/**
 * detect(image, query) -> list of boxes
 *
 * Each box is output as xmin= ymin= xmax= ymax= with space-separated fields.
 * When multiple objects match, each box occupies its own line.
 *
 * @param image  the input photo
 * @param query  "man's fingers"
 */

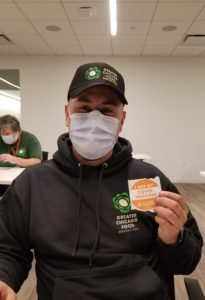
xmin=157 ymin=191 xmax=189 ymax=217
xmin=154 ymin=205 xmax=185 ymax=228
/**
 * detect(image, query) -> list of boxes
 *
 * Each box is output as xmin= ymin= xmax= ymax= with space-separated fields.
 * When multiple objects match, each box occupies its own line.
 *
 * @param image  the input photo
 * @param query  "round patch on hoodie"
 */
xmin=113 ymin=192 xmax=131 ymax=214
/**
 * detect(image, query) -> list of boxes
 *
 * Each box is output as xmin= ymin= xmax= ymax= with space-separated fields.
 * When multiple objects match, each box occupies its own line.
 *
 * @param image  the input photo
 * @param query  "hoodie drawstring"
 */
xmin=72 ymin=163 xmax=83 ymax=257
xmin=71 ymin=162 xmax=108 ymax=268
xmin=89 ymin=163 xmax=107 ymax=267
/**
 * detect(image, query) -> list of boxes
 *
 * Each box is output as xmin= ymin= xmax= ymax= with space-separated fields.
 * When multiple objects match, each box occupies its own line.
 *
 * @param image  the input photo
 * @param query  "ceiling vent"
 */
xmin=79 ymin=6 xmax=94 ymax=17
xmin=183 ymin=34 xmax=205 ymax=46
xmin=0 ymin=34 xmax=12 ymax=45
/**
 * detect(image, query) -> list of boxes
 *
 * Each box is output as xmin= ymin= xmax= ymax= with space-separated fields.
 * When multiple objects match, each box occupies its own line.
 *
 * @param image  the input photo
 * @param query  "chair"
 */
xmin=42 ymin=151 xmax=49 ymax=161
xmin=184 ymin=277 xmax=205 ymax=300
xmin=168 ymin=275 xmax=204 ymax=300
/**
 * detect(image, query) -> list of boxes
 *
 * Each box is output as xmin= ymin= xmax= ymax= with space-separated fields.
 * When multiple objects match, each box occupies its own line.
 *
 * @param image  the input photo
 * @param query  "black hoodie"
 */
xmin=0 ymin=134 xmax=203 ymax=300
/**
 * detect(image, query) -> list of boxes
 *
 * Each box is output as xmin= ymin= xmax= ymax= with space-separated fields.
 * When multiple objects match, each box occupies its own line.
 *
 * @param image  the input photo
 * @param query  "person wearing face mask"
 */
xmin=0 ymin=115 xmax=43 ymax=196
xmin=0 ymin=114 xmax=42 ymax=168
xmin=0 ymin=62 xmax=203 ymax=300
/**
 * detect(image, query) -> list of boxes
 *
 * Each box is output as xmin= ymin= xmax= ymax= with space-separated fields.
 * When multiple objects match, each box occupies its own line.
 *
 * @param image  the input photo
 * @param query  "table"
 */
xmin=132 ymin=153 xmax=152 ymax=160
xmin=199 ymin=171 xmax=205 ymax=178
xmin=0 ymin=167 xmax=25 ymax=185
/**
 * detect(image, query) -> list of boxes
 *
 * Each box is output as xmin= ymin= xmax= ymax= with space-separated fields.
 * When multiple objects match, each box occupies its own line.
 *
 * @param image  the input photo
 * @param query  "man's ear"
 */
xmin=65 ymin=104 xmax=70 ymax=128
xmin=119 ymin=111 xmax=126 ymax=133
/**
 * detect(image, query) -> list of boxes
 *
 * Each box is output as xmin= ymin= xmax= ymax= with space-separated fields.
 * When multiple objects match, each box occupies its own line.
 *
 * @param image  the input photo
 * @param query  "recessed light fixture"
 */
xmin=46 ymin=25 xmax=61 ymax=32
xmin=162 ymin=25 xmax=177 ymax=32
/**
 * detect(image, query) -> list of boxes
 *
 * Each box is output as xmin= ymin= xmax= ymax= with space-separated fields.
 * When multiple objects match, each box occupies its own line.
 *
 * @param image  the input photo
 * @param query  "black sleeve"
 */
xmin=156 ymin=179 xmax=203 ymax=275
xmin=0 ymin=182 xmax=33 ymax=292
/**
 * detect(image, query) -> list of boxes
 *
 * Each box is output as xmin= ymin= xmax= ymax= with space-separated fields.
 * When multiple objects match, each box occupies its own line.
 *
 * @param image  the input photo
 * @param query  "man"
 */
xmin=0 ymin=62 xmax=203 ymax=300
xmin=0 ymin=115 xmax=43 ymax=196
xmin=0 ymin=114 xmax=42 ymax=168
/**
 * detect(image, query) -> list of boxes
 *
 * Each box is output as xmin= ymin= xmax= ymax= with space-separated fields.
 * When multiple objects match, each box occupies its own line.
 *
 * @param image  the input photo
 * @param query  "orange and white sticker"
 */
xmin=128 ymin=177 xmax=161 ymax=212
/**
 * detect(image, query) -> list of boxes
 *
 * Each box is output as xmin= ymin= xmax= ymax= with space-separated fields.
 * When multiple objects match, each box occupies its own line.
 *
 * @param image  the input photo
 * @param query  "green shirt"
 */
xmin=0 ymin=130 xmax=43 ymax=167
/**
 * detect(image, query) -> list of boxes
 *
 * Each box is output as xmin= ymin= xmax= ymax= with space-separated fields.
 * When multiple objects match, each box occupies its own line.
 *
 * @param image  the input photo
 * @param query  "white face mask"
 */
xmin=2 ymin=134 xmax=18 ymax=145
xmin=69 ymin=110 xmax=119 ymax=160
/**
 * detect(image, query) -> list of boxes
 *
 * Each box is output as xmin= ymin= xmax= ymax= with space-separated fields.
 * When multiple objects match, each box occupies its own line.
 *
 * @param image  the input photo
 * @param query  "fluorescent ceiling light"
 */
xmin=0 ymin=91 xmax=20 ymax=101
xmin=109 ymin=0 xmax=117 ymax=36
xmin=0 ymin=77 xmax=20 ymax=89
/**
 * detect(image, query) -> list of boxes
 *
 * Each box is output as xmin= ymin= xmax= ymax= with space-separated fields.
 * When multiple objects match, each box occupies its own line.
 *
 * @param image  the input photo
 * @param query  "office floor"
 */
xmin=17 ymin=183 xmax=205 ymax=300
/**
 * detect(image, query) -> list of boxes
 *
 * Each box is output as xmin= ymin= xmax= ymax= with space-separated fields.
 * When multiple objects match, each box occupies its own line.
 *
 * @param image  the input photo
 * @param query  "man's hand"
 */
xmin=0 ymin=281 xmax=16 ymax=300
xmin=154 ymin=191 xmax=189 ymax=245
xmin=0 ymin=154 xmax=18 ymax=165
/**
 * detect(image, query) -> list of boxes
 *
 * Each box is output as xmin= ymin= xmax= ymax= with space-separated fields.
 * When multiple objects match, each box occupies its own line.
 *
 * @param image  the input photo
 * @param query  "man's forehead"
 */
xmin=1 ymin=126 xmax=13 ymax=133
xmin=76 ymin=86 xmax=122 ymax=104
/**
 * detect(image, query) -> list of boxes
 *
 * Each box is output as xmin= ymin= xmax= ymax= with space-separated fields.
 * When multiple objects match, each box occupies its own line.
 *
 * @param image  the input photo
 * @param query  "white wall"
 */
xmin=0 ymin=56 xmax=205 ymax=183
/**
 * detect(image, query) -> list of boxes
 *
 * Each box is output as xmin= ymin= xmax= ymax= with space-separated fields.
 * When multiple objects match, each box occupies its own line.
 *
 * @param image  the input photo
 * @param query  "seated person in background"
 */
xmin=0 ymin=114 xmax=42 ymax=168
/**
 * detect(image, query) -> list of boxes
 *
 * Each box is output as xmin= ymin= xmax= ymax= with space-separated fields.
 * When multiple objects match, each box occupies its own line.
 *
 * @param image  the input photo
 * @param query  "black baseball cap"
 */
xmin=67 ymin=62 xmax=128 ymax=105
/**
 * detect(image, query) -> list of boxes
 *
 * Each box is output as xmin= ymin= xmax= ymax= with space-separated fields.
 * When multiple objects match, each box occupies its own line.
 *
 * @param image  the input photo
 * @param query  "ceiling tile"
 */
xmin=15 ymin=0 xmax=59 ymax=2
xmin=82 ymin=46 xmax=112 ymax=56
xmin=62 ymin=0 xmax=106 ymax=2
xmin=1 ymin=1 xmax=205 ymax=57
xmin=17 ymin=3 xmax=67 ymax=21
xmin=41 ymin=34 xmax=79 ymax=45
xmin=0 ymin=44 xmax=25 ymax=54
xmin=77 ymin=34 xmax=111 ymax=46
xmin=71 ymin=21 xmax=109 ymax=34
xmin=142 ymin=46 xmax=174 ymax=56
xmin=146 ymin=33 xmax=183 ymax=46
xmin=0 ymin=3 xmax=26 ymax=20
xmin=112 ymin=34 xmax=146 ymax=46
xmin=19 ymin=44 xmax=54 ymax=55
xmin=154 ymin=2 xmax=204 ymax=21
xmin=196 ymin=7 xmax=205 ymax=20
xmin=118 ymin=0 xmax=157 ymax=2
xmin=31 ymin=21 xmax=74 ymax=35
xmin=188 ymin=21 xmax=205 ymax=34
xmin=160 ymin=0 xmax=205 ymax=1
xmin=149 ymin=21 xmax=191 ymax=34
xmin=118 ymin=21 xmax=150 ymax=34
xmin=50 ymin=45 xmax=83 ymax=55
xmin=113 ymin=45 xmax=142 ymax=56
xmin=0 ymin=21 xmax=36 ymax=34
xmin=63 ymin=3 xmax=108 ymax=21
xmin=118 ymin=3 xmax=156 ymax=21
xmin=7 ymin=33 xmax=47 ymax=45
xmin=172 ymin=45 xmax=205 ymax=56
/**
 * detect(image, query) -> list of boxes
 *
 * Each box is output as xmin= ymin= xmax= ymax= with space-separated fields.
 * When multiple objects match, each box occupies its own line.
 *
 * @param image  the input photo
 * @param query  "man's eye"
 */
xmin=78 ymin=106 xmax=92 ymax=113
xmin=100 ymin=108 xmax=114 ymax=115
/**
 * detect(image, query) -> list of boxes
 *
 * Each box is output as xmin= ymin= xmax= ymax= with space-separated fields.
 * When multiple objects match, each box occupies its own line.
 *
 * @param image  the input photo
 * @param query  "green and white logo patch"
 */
xmin=85 ymin=67 xmax=101 ymax=80
xmin=113 ymin=192 xmax=139 ymax=234
xmin=113 ymin=192 xmax=131 ymax=214
xmin=17 ymin=148 xmax=26 ymax=157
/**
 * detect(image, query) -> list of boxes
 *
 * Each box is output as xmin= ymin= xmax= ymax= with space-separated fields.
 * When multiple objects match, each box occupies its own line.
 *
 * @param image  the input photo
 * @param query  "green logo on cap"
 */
xmin=85 ymin=67 xmax=101 ymax=80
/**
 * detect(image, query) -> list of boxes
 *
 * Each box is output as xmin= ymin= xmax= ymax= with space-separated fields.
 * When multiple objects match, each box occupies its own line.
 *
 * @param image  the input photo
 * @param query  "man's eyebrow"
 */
xmin=75 ymin=96 xmax=91 ymax=103
xmin=76 ymin=95 xmax=121 ymax=106
xmin=102 ymin=99 xmax=122 ymax=106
